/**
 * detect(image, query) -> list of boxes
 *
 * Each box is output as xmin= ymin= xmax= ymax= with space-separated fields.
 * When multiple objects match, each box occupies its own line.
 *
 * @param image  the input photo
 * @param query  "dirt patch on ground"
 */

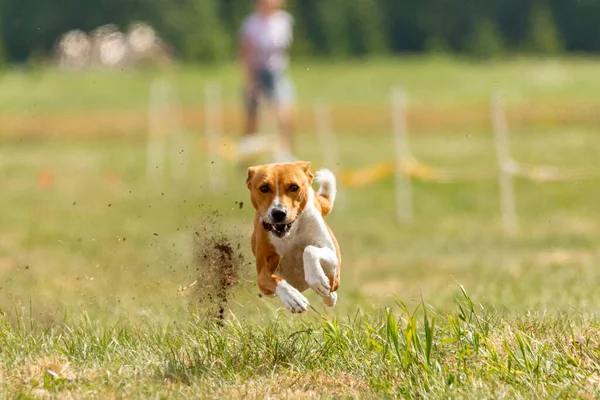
xmin=190 ymin=212 xmax=245 ymax=324
xmin=212 ymin=371 xmax=370 ymax=399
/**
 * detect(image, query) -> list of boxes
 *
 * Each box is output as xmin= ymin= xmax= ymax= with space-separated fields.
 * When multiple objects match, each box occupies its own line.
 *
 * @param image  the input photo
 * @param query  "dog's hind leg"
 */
xmin=323 ymin=291 xmax=337 ymax=307
xmin=303 ymin=245 xmax=338 ymax=307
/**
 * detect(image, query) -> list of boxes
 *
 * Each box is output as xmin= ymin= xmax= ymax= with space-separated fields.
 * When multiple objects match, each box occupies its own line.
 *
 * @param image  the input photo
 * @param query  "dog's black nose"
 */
xmin=271 ymin=208 xmax=287 ymax=223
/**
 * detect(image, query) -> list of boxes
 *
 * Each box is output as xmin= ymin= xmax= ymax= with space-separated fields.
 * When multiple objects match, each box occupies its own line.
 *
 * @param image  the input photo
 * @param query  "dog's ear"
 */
xmin=295 ymin=161 xmax=314 ymax=182
xmin=246 ymin=166 xmax=257 ymax=189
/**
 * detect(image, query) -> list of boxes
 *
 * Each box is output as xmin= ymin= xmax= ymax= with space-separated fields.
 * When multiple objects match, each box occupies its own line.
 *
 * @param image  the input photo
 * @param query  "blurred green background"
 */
xmin=1 ymin=0 xmax=598 ymax=65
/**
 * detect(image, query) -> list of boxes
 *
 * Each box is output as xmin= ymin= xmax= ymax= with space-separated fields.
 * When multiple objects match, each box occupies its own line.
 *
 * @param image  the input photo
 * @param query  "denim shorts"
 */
xmin=244 ymin=68 xmax=295 ymax=118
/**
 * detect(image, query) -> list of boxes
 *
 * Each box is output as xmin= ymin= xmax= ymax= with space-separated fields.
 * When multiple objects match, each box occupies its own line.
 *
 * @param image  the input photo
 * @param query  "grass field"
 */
xmin=1 ymin=56 xmax=600 ymax=398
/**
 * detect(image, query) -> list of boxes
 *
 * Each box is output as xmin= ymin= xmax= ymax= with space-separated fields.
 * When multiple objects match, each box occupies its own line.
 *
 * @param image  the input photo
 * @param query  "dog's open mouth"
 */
xmin=262 ymin=221 xmax=294 ymax=238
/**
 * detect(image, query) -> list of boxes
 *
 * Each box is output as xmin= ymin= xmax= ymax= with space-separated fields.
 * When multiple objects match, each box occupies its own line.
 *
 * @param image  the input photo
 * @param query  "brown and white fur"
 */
xmin=246 ymin=161 xmax=341 ymax=313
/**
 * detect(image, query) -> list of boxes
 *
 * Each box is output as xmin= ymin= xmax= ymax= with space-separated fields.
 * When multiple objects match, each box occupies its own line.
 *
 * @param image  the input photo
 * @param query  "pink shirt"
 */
xmin=239 ymin=11 xmax=294 ymax=72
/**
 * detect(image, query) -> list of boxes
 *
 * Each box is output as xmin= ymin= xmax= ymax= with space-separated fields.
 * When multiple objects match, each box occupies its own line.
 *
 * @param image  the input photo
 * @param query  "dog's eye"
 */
xmin=259 ymin=185 xmax=270 ymax=193
xmin=289 ymin=184 xmax=299 ymax=192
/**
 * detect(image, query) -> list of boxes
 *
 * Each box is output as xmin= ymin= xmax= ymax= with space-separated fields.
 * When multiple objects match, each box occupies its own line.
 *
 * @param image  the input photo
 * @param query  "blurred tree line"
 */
xmin=1 ymin=0 xmax=599 ymax=64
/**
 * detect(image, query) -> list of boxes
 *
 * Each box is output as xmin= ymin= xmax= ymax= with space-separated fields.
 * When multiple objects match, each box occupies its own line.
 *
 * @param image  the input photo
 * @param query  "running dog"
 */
xmin=246 ymin=161 xmax=340 ymax=313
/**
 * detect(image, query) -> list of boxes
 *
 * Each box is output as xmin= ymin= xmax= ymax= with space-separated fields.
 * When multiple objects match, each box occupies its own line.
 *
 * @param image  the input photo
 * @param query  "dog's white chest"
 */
xmin=269 ymin=200 xmax=335 ymax=292
xmin=274 ymin=237 xmax=310 ymax=291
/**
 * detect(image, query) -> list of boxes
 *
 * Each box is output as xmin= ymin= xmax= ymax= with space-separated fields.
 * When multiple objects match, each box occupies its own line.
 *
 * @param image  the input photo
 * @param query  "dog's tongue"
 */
xmin=262 ymin=220 xmax=292 ymax=236
xmin=275 ymin=224 xmax=286 ymax=232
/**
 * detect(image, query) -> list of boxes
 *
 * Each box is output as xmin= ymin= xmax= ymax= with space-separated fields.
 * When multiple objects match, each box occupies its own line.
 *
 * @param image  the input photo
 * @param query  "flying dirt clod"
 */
xmin=190 ymin=213 xmax=245 ymax=323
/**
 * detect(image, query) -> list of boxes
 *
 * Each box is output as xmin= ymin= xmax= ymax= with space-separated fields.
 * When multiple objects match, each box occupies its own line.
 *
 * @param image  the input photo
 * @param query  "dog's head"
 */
xmin=246 ymin=161 xmax=314 ymax=238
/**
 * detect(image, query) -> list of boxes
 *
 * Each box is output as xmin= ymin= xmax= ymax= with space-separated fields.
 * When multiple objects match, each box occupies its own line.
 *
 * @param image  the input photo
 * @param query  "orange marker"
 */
xmin=38 ymin=170 xmax=55 ymax=189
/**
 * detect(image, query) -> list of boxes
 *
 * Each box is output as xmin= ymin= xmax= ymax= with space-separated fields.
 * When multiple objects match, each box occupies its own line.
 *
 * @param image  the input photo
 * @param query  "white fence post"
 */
xmin=491 ymin=91 xmax=518 ymax=234
xmin=391 ymin=87 xmax=413 ymax=223
xmin=314 ymin=99 xmax=344 ymax=210
xmin=147 ymin=77 xmax=188 ymax=183
xmin=165 ymin=82 xmax=187 ymax=181
xmin=314 ymin=100 xmax=337 ymax=169
xmin=204 ymin=82 xmax=224 ymax=192
xmin=147 ymin=78 xmax=168 ymax=182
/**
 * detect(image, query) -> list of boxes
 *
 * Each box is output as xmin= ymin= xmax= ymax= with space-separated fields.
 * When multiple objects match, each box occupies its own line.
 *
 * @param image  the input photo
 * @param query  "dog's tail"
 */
xmin=315 ymin=169 xmax=337 ymax=216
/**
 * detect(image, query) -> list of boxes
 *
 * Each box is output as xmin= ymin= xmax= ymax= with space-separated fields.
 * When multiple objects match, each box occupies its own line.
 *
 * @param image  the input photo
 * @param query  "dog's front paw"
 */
xmin=305 ymin=265 xmax=331 ymax=297
xmin=275 ymin=281 xmax=309 ymax=313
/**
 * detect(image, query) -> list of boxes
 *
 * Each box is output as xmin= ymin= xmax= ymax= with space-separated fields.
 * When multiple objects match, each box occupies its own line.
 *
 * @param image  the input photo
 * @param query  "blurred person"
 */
xmin=238 ymin=0 xmax=297 ymax=162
